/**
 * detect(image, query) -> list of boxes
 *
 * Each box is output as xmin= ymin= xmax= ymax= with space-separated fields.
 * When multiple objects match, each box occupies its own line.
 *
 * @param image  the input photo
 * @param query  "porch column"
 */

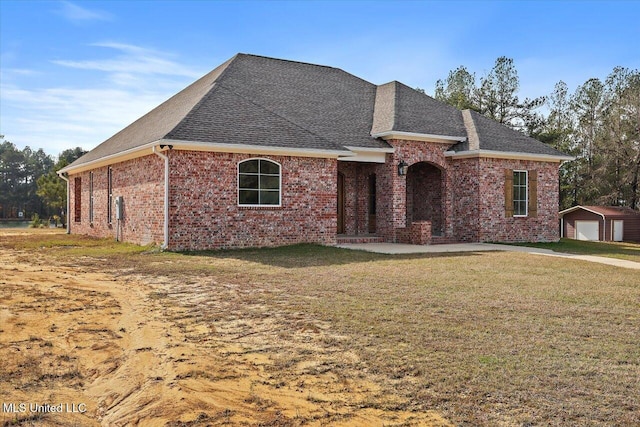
xmin=376 ymin=151 xmax=407 ymax=242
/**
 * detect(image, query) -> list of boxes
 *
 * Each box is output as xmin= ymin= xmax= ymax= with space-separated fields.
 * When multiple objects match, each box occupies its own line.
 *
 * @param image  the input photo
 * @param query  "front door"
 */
xmin=337 ymin=173 xmax=345 ymax=234
xmin=613 ymin=220 xmax=624 ymax=242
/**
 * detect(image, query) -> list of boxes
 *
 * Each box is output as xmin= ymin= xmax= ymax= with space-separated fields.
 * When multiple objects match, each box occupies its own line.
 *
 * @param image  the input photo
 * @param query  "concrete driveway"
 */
xmin=336 ymin=242 xmax=640 ymax=270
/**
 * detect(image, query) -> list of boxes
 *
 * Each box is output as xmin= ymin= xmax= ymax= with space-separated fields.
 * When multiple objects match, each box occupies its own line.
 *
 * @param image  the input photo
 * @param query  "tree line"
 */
xmin=0 ymin=136 xmax=85 ymax=223
xmin=432 ymin=57 xmax=640 ymax=210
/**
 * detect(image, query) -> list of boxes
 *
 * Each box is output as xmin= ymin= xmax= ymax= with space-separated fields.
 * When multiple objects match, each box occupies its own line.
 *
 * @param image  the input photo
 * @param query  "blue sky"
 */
xmin=1 ymin=0 xmax=639 ymax=157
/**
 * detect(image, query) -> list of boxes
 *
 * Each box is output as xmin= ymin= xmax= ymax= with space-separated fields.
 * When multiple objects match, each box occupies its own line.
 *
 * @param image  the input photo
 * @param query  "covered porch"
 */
xmin=336 ymin=158 xmax=451 ymax=245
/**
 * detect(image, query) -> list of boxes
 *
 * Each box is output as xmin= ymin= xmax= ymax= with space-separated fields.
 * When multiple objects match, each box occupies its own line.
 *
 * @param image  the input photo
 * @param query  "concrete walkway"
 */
xmin=336 ymin=242 xmax=640 ymax=270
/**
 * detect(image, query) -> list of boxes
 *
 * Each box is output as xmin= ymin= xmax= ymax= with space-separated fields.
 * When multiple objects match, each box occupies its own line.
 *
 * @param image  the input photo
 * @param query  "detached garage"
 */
xmin=560 ymin=206 xmax=640 ymax=242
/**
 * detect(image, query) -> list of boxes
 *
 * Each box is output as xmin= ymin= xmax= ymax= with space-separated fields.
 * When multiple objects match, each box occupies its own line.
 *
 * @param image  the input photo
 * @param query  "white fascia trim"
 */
xmin=58 ymin=141 xmax=161 ymax=175
xmin=340 ymin=146 xmax=394 ymax=163
xmin=558 ymin=205 xmax=606 ymax=220
xmin=372 ymin=130 xmax=466 ymax=143
xmin=59 ymin=140 xmax=352 ymax=175
xmin=162 ymin=139 xmax=351 ymax=158
xmin=445 ymin=149 xmax=574 ymax=163
xmin=343 ymin=145 xmax=395 ymax=153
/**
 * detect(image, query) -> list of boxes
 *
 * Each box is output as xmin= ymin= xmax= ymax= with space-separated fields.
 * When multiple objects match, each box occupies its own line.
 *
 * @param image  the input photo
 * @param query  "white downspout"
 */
xmin=153 ymin=146 xmax=170 ymax=250
xmin=57 ymin=172 xmax=70 ymax=234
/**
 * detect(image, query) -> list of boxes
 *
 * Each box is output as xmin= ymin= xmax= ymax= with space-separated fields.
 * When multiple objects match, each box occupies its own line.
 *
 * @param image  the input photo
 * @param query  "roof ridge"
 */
xmin=392 ymin=81 xmax=399 ymax=131
xmin=236 ymin=52 xmax=343 ymax=71
xmin=162 ymin=55 xmax=240 ymax=137
xmin=235 ymin=53 xmax=377 ymax=88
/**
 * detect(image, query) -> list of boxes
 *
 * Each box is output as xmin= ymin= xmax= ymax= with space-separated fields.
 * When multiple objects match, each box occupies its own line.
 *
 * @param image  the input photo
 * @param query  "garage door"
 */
xmin=575 ymin=221 xmax=599 ymax=241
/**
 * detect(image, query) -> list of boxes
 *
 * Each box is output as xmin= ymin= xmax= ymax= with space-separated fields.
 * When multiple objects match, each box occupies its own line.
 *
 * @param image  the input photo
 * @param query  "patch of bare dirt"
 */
xmin=0 ymin=246 xmax=451 ymax=426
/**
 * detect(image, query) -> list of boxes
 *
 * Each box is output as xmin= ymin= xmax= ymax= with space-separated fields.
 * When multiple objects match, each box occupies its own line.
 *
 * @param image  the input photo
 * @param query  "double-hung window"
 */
xmin=238 ymin=159 xmax=281 ymax=206
xmin=505 ymin=169 xmax=537 ymax=218
xmin=513 ymin=170 xmax=528 ymax=217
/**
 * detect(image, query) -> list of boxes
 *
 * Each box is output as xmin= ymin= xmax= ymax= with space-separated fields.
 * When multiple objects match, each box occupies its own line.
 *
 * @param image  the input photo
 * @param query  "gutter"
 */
xmin=446 ymin=149 xmax=575 ymax=163
xmin=152 ymin=145 xmax=171 ymax=250
xmin=56 ymin=171 xmax=70 ymax=234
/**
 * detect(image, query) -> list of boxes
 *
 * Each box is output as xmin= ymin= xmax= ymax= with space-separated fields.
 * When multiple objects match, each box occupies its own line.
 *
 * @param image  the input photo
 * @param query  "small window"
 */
xmin=513 ymin=170 xmax=528 ymax=217
xmin=74 ymin=177 xmax=82 ymax=223
xmin=89 ymin=172 xmax=94 ymax=223
xmin=107 ymin=167 xmax=113 ymax=223
xmin=238 ymin=159 xmax=281 ymax=206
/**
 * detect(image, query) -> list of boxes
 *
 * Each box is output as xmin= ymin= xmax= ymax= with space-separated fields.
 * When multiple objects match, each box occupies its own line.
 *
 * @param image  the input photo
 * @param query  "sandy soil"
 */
xmin=0 ymin=240 xmax=452 ymax=426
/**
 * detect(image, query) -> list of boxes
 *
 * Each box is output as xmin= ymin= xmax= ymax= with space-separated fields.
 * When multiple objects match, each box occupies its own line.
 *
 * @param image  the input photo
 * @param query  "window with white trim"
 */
xmin=238 ymin=159 xmax=281 ymax=206
xmin=513 ymin=170 xmax=528 ymax=216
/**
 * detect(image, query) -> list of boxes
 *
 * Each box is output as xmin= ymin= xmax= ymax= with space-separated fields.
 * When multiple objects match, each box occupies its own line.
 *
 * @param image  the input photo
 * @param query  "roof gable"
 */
xmin=371 ymin=81 xmax=466 ymax=139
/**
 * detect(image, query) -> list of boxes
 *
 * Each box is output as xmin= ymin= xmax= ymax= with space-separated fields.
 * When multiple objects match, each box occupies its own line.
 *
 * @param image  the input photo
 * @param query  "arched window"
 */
xmin=238 ymin=158 xmax=281 ymax=206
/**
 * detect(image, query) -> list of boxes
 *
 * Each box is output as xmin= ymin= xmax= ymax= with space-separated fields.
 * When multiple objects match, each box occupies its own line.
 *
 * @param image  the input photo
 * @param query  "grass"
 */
xmin=2 ymin=229 xmax=640 ymax=426
xmin=511 ymin=238 xmax=640 ymax=263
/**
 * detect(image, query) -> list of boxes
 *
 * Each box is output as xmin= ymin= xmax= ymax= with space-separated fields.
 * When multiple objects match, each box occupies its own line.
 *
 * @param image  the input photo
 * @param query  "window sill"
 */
xmin=238 ymin=205 xmax=282 ymax=210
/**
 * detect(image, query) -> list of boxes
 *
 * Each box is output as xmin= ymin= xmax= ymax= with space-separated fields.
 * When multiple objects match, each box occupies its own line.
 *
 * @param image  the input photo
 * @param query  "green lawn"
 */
xmin=512 ymin=238 xmax=640 ymax=263
xmin=3 ymin=230 xmax=639 ymax=426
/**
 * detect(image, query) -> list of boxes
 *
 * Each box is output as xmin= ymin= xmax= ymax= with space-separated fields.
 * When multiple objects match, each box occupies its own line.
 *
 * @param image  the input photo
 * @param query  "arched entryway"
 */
xmin=406 ymin=162 xmax=444 ymax=235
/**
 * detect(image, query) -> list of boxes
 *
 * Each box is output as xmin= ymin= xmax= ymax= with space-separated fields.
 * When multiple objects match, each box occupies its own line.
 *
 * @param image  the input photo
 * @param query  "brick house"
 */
xmin=58 ymin=54 xmax=572 ymax=250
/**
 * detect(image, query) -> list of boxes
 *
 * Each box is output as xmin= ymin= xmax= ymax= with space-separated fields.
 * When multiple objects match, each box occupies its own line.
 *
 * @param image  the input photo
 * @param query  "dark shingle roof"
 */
xmin=214 ymin=54 xmax=384 ymax=149
xmin=69 ymin=53 xmax=387 ymax=168
xmin=457 ymin=109 xmax=571 ymax=157
xmin=67 ymin=53 xmax=570 ymax=170
xmin=371 ymin=81 xmax=466 ymax=138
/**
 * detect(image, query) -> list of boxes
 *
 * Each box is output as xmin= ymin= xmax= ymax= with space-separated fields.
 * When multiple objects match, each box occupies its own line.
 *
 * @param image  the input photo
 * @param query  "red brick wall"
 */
xmin=380 ymin=141 xmax=561 ymax=244
xmin=68 ymin=155 xmax=165 ymax=245
xmin=473 ymin=158 xmax=560 ymax=242
xmin=168 ymin=151 xmax=337 ymax=250
xmin=449 ymin=158 xmax=481 ymax=242
xmin=68 ymin=145 xmax=563 ymax=248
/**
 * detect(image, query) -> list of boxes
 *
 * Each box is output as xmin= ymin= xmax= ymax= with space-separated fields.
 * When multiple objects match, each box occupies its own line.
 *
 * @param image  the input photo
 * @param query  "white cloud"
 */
xmin=53 ymin=42 xmax=203 ymax=79
xmin=0 ymin=43 xmax=205 ymax=156
xmin=56 ymin=1 xmax=113 ymax=23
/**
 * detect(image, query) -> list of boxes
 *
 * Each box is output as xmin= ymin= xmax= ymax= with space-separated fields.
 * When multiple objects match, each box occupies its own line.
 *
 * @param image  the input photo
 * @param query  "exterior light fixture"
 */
xmin=398 ymin=160 xmax=409 ymax=176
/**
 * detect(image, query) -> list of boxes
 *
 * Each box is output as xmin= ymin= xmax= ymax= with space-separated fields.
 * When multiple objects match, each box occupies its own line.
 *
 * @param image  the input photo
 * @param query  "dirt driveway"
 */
xmin=0 ymin=233 xmax=451 ymax=426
